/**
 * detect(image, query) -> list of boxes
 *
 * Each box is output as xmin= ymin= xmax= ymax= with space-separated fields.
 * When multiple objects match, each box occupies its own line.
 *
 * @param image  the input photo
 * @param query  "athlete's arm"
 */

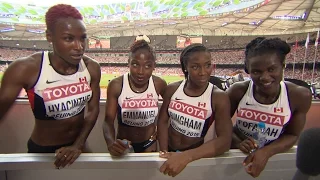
xmin=159 ymin=88 xmax=233 ymax=177
xmin=185 ymin=88 xmax=232 ymax=160
xmin=102 ymin=77 xmax=128 ymax=156
xmin=243 ymin=84 xmax=312 ymax=178
xmin=72 ymin=59 xmax=101 ymax=149
xmin=153 ymin=76 xmax=167 ymax=97
xmin=157 ymin=82 xmax=179 ymax=151
xmin=0 ymin=57 xmax=38 ymax=122
xmin=153 ymin=76 xmax=167 ymax=140
xmin=103 ymin=78 xmax=119 ymax=147
xmin=226 ymin=81 xmax=249 ymax=148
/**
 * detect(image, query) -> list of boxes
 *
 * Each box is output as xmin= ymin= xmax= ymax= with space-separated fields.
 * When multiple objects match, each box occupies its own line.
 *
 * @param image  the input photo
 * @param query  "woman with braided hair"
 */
xmin=0 ymin=4 xmax=101 ymax=168
xmin=157 ymin=43 xmax=232 ymax=177
xmin=103 ymin=36 xmax=167 ymax=156
xmin=227 ymin=37 xmax=312 ymax=177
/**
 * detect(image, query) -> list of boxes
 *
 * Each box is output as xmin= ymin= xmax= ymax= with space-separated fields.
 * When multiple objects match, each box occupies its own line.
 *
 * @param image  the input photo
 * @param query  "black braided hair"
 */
xmin=129 ymin=39 xmax=155 ymax=62
xmin=244 ymin=37 xmax=291 ymax=73
xmin=180 ymin=43 xmax=209 ymax=78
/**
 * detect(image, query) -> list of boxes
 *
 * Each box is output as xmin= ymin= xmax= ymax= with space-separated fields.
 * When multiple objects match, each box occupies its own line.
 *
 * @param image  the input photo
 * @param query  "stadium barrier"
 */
xmin=0 ymin=100 xmax=319 ymax=180
xmin=0 ymin=148 xmax=301 ymax=180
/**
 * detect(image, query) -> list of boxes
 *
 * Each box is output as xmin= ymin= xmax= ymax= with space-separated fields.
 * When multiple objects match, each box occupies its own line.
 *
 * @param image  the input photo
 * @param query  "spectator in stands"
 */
xmin=0 ymin=4 xmax=101 ymax=169
xmin=103 ymin=37 xmax=167 ymax=155
xmin=184 ymin=37 xmax=192 ymax=47
xmin=227 ymin=37 xmax=312 ymax=177
xmin=157 ymin=43 xmax=232 ymax=177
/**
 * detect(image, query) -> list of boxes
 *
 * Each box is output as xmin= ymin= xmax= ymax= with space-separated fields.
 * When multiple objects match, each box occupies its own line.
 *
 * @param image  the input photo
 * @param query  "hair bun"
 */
xmin=135 ymin=35 xmax=151 ymax=43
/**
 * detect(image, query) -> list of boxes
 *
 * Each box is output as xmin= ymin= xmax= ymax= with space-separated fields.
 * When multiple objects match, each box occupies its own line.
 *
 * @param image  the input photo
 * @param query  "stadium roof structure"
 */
xmin=0 ymin=0 xmax=319 ymax=40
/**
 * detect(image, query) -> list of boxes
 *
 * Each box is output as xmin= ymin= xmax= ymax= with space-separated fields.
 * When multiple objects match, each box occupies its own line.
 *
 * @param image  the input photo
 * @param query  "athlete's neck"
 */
xmin=185 ymin=79 xmax=209 ymax=96
xmin=254 ymin=84 xmax=281 ymax=104
xmin=128 ymin=75 xmax=148 ymax=92
xmin=49 ymin=52 xmax=79 ymax=75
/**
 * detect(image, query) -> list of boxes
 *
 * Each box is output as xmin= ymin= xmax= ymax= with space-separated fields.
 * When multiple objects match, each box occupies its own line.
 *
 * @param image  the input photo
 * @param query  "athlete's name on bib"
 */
xmin=237 ymin=108 xmax=284 ymax=126
xmin=237 ymin=120 xmax=281 ymax=138
xmin=122 ymin=99 xmax=157 ymax=108
xmin=43 ymin=82 xmax=91 ymax=101
xmin=47 ymin=94 xmax=91 ymax=113
xmin=169 ymin=111 xmax=203 ymax=131
xmin=169 ymin=101 xmax=207 ymax=119
xmin=170 ymin=115 xmax=202 ymax=138
xmin=123 ymin=110 xmax=156 ymax=120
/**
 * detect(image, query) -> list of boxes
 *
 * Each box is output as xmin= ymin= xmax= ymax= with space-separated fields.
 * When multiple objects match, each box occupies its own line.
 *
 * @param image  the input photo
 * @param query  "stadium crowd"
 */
xmin=0 ymin=47 xmax=319 ymax=86
xmin=1 ymin=46 xmax=319 ymax=65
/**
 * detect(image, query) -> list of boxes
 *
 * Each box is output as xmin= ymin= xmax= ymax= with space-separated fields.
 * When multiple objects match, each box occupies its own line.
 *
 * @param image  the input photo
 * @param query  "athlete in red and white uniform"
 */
xmin=227 ymin=37 xmax=311 ymax=178
xmin=234 ymin=80 xmax=291 ymax=145
xmin=158 ymin=43 xmax=232 ymax=177
xmin=0 ymin=4 xmax=101 ymax=169
xmin=103 ymin=38 xmax=167 ymax=155
xmin=27 ymin=51 xmax=92 ymax=120
xmin=168 ymin=80 xmax=214 ymax=142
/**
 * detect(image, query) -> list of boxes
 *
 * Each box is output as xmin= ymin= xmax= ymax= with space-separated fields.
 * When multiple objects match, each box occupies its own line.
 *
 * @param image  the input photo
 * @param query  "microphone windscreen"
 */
xmin=296 ymin=128 xmax=320 ymax=176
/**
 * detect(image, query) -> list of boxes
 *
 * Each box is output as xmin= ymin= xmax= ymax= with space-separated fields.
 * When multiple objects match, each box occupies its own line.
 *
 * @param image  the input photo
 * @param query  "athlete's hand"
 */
xmin=54 ymin=145 xmax=82 ymax=169
xmin=239 ymin=137 xmax=257 ymax=153
xmin=243 ymin=148 xmax=270 ymax=178
xmin=107 ymin=139 xmax=130 ymax=157
xmin=159 ymin=151 xmax=192 ymax=177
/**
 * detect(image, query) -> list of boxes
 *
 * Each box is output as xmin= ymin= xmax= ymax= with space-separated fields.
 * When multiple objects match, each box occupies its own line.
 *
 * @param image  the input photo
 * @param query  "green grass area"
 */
xmin=0 ymin=72 xmax=184 ymax=87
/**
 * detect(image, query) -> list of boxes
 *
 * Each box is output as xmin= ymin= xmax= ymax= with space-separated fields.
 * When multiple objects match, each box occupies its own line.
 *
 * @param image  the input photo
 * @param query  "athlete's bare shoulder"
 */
xmin=226 ymin=80 xmax=250 ymax=101
xmin=83 ymin=55 xmax=100 ymax=66
xmin=14 ymin=52 xmax=43 ymax=67
xmin=82 ymin=55 xmax=101 ymax=75
xmin=167 ymin=80 xmax=183 ymax=90
xmin=163 ymin=80 xmax=183 ymax=97
xmin=107 ymin=75 xmax=124 ymax=96
xmin=152 ymin=75 xmax=167 ymax=96
xmin=110 ymin=75 xmax=123 ymax=86
xmin=152 ymin=75 xmax=167 ymax=86
xmin=6 ymin=52 xmax=43 ymax=89
xmin=228 ymin=80 xmax=250 ymax=93
xmin=284 ymin=81 xmax=312 ymax=111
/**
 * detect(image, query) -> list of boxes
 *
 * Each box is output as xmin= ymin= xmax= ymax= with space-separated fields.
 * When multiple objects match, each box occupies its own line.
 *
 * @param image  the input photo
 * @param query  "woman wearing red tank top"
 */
xmin=0 ymin=4 xmax=101 ymax=169
xmin=227 ymin=37 xmax=312 ymax=177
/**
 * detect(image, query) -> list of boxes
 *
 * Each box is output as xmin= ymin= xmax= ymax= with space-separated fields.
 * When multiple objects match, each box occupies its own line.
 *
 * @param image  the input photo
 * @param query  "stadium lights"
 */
xmin=136 ymin=23 xmax=147 ymax=27
xmin=105 ymin=25 xmax=118 ymax=28
xmin=161 ymin=21 xmax=176 ymax=25
xmin=271 ymin=13 xmax=306 ymax=20
xmin=249 ymin=20 xmax=263 ymax=26
xmin=0 ymin=28 xmax=15 ymax=32
xmin=27 ymin=29 xmax=45 ymax=34
xmin=0 ymin=14 xmax=16 ymax=18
